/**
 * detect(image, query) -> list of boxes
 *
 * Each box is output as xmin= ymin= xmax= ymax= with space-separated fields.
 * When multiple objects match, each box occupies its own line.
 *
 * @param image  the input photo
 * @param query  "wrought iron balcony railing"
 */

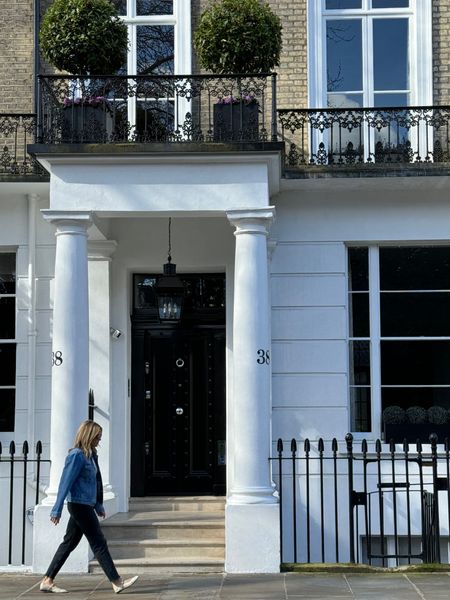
xmin=278 ymin=105 xmax=450 ymax=169
xmin=38 ymin=74 xmax=277 ymax=145
xmin=0 ymin=115 xmax=45 ymax=177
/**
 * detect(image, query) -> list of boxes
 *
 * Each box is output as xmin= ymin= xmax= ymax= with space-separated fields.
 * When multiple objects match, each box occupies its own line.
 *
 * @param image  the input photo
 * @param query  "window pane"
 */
xmin=349 ymin=293 xmax=370 ymax=337
xmin=137 ymin=25 xmax=174 ymax=75
xmin=326 ymin=0 xmax=362 ymax=8
xmin=372 ymin=0 xmax=409 ymax=7
xmin=0 ymin=343 xmax=16 ymax=385
xmin=381 ymin=292 xmax=450 ymax=337
xmin=380 ymin=247 xmax=450 ymax=291
xmin=350 ymin=340 xmax=370 ymax=384
xmin=374 ymin=93 xmax=408 ymax=107
xmin=350 ymin=387 xmax=371 ymax=431
xmin=135 ymin=276 xmax=157 ymax=309
xmin=373 ymin=19 xmax=409 ymax=91
xmin=348 ymin=247 xmax=369 ymax=291
xmin=111 ymin=0 xmax=126 ymax=14
xmin=326 ymin=20 xmax=362 ymax=92
xmin=328 ymin=93 xmax=363 ymax=108
xmin=136 ymin=100 xmax=174 ymax=141
xmin=0 ymin=253 xmax=15 ymax=294
xmin=137 ymin=0 xmax=173 ymax=15
xmin=381 ymin=341 xmax=450 ymax=385
xmin=382 ymin=387 xmax=450 ymax=411
xmin=0 ymin=389 xmax=15 ymax=432
xmin=0 ymin=297 xmax=15 ymax=339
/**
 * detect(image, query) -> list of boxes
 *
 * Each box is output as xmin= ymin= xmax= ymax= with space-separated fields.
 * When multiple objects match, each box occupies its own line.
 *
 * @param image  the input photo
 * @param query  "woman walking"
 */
xmin=40 ymin=420 xmax=138 ymax=594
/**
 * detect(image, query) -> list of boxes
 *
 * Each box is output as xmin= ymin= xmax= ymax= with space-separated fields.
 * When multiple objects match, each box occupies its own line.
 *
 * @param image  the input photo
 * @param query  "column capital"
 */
xmin=88 ymin=240 xmax=118 ymax=261
xmin=41 ymin=210 xmax=93 ymax=230
xmin=226 ymin=207 xmax=275 ymax=236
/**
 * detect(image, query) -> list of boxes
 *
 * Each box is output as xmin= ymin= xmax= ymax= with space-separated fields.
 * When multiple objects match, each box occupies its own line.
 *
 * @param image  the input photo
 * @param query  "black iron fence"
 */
xmin=272 ymin=434 xmax=450 ymax=566
xmin=38 ymin=74 xmax=277 ymax=145
xmin=278 ymin=106 xmax=450 ymax=168
xmin=0 ymin=440 xmax=49 ymax=565
xmin=0 ymin=114 xmax=45 ymax=177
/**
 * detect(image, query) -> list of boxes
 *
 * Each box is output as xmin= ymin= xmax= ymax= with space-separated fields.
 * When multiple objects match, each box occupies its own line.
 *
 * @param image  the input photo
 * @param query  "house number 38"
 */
xmin=256 ymin=349 xmax=270 ymax=365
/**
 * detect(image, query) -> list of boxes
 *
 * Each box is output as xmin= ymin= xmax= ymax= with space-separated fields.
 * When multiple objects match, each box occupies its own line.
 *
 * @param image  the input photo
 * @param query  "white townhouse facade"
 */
xmin=2 ymin=0 xmax=450 ymax=573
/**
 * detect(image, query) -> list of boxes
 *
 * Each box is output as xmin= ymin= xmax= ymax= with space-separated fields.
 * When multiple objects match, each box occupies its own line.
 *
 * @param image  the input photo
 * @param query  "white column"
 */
xmin=33 ymin=211 xmax=92 ymax=574
xmin=225 ymin=207 xmax=280 ymax=573
xmin=88 ymin=240 xmax=117 ymax=507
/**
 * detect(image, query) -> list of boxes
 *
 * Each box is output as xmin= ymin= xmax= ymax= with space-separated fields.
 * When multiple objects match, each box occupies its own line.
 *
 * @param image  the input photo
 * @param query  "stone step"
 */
xmin=107 ymin=539 xmax=225 ymax=560
xmin=89 ymin=557 xmax=224 ymax=575
xmin=129 ymin=496 xmax=226 ymax=513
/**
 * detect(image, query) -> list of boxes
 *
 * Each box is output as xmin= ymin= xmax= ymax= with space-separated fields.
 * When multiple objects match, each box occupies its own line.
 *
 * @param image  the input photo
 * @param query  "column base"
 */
xmin=225 ymin=503 xmax=280 ymax=573
xmin=32 ymin=504 xmax=89 ymax=574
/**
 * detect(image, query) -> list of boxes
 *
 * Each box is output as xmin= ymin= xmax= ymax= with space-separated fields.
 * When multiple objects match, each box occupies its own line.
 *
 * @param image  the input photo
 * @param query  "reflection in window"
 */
xmin=373 ymin=19 xmax=409 ymax=91
xmin=326 ymin=20 xmax=362 ymax=93
xmin=137 ymin=25 xmax=174 ymax=75
xmin=0 ymin=252 xmax=16 ymax=432
xmin=326 ymin=0 xmax=362 ymax=8
xmin=372 ymin=0 xmax=408 ymax=7
xmin=137 ymin=0 xmax=173 ymax=15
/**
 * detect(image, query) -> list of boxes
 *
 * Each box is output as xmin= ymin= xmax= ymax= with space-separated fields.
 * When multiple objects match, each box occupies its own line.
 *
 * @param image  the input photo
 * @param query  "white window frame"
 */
xmin=119 ymin=0 xmax=192 ymax=133
xmin=308 ymin=0 xmax=432 ymax=109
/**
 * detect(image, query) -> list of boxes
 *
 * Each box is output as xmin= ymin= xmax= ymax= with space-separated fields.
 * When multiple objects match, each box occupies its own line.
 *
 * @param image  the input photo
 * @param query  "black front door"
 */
xmin=131 ymin=327 xmax=226 ymax=495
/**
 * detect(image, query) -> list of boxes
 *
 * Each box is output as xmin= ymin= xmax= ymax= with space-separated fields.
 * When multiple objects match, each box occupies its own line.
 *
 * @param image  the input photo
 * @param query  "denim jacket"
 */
xmin=50 ymin=448 xmax=105 ymax=518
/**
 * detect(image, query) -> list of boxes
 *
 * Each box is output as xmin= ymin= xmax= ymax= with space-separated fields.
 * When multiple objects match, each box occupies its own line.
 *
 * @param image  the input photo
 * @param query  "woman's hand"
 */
xmin=50 ymin=516 xmax=60 ymax=525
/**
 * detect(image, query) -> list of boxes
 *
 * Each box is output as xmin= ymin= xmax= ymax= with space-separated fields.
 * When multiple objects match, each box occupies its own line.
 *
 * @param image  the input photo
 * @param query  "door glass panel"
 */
xmin=137 ymin=25 xmax=174 ymax=75
xmin=372 ymin=0 xmax=409 ymax=7
xmin=350 ymin=387 xmax=371 ymax=431
xmin=136 ymin=100 xmax=174 ymax=141
xmin=349 ymin=293 xmax=370 ymax=337
xmin=380 ymin=247 xmax=450 ymax=291
xmin=0 ymin=254 xmax=15 ymax=294
xmin=348 ymin=247 xmax=369 ymax=291
xmin=328 ymin=93 xmax=363 ymax=108
xmin=373 ymin=18 xmax=409 ymax=91
xmin=326 ymin=19 xmax=362 ymax=92
xmin=381 ymin=292 xmax=450 ymax=337
xmin=374 ymin=93 xmax=408 ymax=108
xmin=350 ymin=340 xmax=371 ymax=385
xmin=326 ymin=0 xmax=362 ymax=8
xmin=137 ymin=0 xmax=173 ymax=15
xmin=381 ymin=341 xmax=450 ymax=385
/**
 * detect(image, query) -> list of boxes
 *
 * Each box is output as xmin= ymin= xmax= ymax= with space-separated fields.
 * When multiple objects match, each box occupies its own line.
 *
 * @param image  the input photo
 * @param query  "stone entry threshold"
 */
xmin=90 ymin=497 xmax=225 ymax=574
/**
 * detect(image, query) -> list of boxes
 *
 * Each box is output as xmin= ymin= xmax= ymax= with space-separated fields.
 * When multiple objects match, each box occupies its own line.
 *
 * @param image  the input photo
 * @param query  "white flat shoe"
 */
xmin=40 ymin=583 xmax=68 ymax=593
xmin=112 ymin=575 xmax=139 ymax=594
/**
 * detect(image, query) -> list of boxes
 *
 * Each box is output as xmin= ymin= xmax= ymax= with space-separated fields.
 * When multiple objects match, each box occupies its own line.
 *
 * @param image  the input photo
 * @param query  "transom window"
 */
xmin=0 ymin=253 xmax=16 ymax=432
xmin=348 ymin=246 xmax=450 ymax=435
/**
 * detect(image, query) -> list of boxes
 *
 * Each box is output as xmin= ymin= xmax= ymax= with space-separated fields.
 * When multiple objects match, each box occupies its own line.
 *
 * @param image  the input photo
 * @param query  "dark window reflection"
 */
xmin=136 ymin=100 xmax=174 ymax=141
xmin=0 ymin=253 xmax=15 ymax=294
xmin=381 ymin=292 xmax=450 ymax=337
xmin=111 ymin=0 xmax=126 ymax=14
xmin=350 ymin=340 xmax=370 ymax=385
xmin=137 ymin=0 xmax=173 ymax=15
xmin=0 ymin=298 xmax=15 ymax=339
xmin=381 ymin=340 xmax=450 ymax=386
xmin=372 ymin=0 xmax=409 ymax=7
xmin=327 ymin=19 xmax=362 ymax=92
xmin=137 ymin=25 xmax=174 ymax=75
xmin=348 ymin=247 xmax=368 ymax=291
xmin=0 ymin=389 xmax=15 ymax=432
xmin=380 ymin=247 xmax=450 ymax=291
xmin=349 ymin=293 xmax=370 ymax=337
xmin=382 ymin=387 xmax=450 ymax=412
xmin=373 ymin=19 xmax=408 ymax=91
xmin=350 ymin=387 xmax=371 ymax=431
xmin=0 ymin=344 xmax=16 ymax=386
xmin=326 ymin=0 xmax=362 ymax=8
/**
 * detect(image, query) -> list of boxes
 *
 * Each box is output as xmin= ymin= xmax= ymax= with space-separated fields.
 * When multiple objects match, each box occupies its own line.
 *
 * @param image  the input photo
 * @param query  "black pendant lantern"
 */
xmin=155 ymin=218 xmax=185 ymax=322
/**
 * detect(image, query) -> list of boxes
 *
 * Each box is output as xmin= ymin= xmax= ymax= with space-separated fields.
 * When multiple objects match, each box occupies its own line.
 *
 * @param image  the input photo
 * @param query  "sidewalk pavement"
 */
xmin=2 ymin=572 xmax=450 ymax=600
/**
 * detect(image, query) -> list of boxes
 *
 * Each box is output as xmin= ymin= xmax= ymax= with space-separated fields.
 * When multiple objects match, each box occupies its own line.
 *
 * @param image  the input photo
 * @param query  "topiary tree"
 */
xmin=406 ymin=406 xmax=428 ymax=424
xmin=382 ymin=405 xmax=406 ymax=425
xmin=194 ymin=0 xmax=282 ymax=74
xmin=40 ymin=0 xmax=128 ymax=75
xmin=428 ymin=406 xmax=448 ymax=425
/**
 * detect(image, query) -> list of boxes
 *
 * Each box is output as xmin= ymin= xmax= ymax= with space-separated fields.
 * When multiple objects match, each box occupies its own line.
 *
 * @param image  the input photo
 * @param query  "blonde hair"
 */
xmin=71 ymin=420 xmax=102 ymax=458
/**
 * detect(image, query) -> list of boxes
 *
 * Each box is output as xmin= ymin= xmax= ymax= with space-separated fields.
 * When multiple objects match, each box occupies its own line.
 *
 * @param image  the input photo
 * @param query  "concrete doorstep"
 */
xmin=3 ymin=571 xmax=450 ymax=599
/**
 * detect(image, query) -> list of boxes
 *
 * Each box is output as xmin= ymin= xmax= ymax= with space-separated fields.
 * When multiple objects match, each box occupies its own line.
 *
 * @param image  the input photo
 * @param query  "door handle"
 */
xmin=176 ymin=407 xmax=184 ymax=415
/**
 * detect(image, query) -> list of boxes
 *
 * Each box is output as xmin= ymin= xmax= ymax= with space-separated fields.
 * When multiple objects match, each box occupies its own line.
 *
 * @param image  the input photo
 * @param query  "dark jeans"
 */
xmin=45 ymin=502 xmax=119 ymax=582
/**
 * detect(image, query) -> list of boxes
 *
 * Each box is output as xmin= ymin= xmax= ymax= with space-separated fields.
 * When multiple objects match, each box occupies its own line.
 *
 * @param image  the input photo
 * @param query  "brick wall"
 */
xmin=433 ymin=0 xmax=450 ymax=105
xmin=0 ymin=0 xmax=34 ymax=113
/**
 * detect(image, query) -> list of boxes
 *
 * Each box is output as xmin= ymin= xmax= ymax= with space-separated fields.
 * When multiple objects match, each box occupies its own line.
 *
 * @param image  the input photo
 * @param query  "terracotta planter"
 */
xmin=384 ymin=423 xmax=450 ymax=444
xmin=61 ymin=104 xmax=113 ymax=143
xmin=213 ymin=102 xmax=259 ymax=142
